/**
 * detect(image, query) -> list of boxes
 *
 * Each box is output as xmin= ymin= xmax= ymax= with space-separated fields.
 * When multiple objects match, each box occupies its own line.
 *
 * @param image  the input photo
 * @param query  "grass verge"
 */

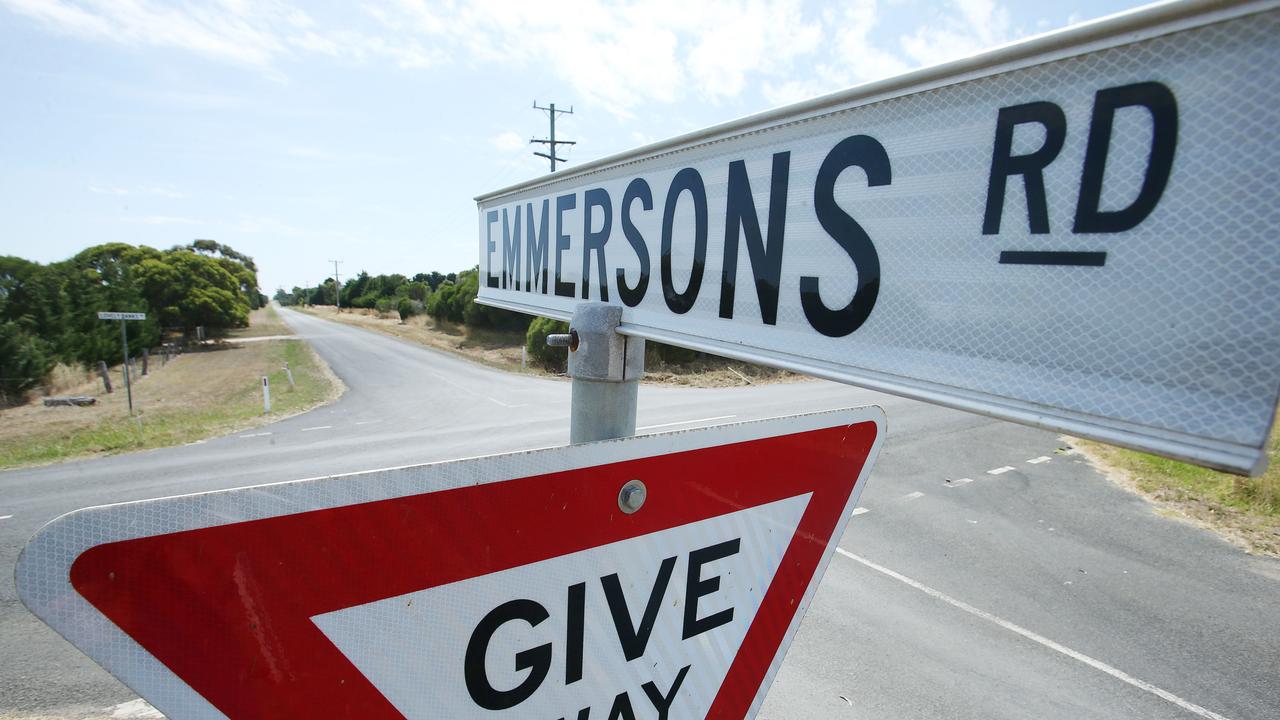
xmin=1075 ymin=418 xmax=1280 ymax=557
xmin=0 ymin=308 xmax=342 ymax=470
xmin=292 ymin=305 xmax=799 ymax=387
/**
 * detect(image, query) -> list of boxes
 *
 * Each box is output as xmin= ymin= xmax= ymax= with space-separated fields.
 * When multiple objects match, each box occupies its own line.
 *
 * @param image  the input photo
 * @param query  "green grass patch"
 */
xmin=0 ymin=339 xmax=337 ymax=469
xmin=1109 ymin=425 xmax=1279 ymax=517
xmin=1080 ymin=416 xmax=1279 ymax=555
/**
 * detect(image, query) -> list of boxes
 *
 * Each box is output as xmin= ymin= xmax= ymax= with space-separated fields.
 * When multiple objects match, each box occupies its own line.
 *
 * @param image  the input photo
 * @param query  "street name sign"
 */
xmin=17 ymin=408 xmax=883 ymax=720
xmin=475 ymin=0 xmax=1280 ymax=475
xmin=96 ymin=311 xmax=146 ymax=321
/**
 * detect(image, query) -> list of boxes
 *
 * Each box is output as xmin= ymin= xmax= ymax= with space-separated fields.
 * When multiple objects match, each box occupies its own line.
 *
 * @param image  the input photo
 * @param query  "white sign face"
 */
xmin=17 ymin=408 xmax=883 ymax=720
xmin=313 ymin=494 xmax=808 ymax=719
xmin=476 ymin=1 xmax=1280 ymax=475
xmin=97 ymin=311 xmax=146 ymax=321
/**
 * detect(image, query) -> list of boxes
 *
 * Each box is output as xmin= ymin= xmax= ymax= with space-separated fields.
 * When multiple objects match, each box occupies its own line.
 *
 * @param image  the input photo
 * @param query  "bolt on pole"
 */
xmin=548 ymin=304 xmax=644 ymax=444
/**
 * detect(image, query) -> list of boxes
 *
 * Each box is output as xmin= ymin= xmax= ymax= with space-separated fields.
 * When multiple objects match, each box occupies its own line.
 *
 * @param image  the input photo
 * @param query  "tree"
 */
xmin=0 ymin=320 xmax=54 ymax=403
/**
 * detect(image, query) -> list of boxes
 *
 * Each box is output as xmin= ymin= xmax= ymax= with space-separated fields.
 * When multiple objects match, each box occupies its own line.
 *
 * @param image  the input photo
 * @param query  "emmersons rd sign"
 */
xmin=477 ymin=0 xmax=1280 ymax=475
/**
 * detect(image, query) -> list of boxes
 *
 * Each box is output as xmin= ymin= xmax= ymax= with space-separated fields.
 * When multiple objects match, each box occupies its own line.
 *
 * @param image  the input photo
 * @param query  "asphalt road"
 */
xmin=1 ymin=308 xmax=1277 ymax=719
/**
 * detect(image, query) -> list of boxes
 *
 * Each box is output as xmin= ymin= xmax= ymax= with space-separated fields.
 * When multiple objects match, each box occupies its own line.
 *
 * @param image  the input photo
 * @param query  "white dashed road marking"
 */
xmin=301 ymin=425 xmax=333 ymax=432
xmin=487 ymin=397 xmax=528 ymax=408
xmin=0 ymin=515 xmax=13 ymax=521
xmin=851 ymin=507 xmax=870 ymax=516
xmin=238 ymin=432 xmax=272 ymax=438
xmin=1027 ymin=456 xmax=1052 ymax=464
xmin=903 ymin=491 xmax=924 ymax=501
xmin=987 ymin=466 xmax=1015 ymax=475
xmin=945 ymin=478 xmax=974 ymax=487
xmin=836 ymin=549 xmax=1233 ymax=720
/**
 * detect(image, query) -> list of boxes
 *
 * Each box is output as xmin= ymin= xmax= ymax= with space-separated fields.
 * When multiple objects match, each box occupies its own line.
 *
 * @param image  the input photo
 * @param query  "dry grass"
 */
xmin=221 ymin=303 xmax=293 ymax=338
xmin=0 ymin=307 xmax=340 ymax=470
xmin=1074 ymin=417 xmax=1280 ymax=557
xmin=293 ymin=305 xmax=801 ymax=387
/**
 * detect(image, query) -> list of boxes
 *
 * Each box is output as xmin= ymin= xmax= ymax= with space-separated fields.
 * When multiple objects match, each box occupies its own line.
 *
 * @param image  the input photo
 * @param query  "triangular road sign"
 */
xmin=18 ymin=407 xmax=883 ymax=719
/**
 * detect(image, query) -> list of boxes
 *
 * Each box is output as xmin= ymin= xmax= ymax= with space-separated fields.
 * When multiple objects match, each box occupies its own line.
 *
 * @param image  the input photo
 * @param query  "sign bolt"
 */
xmin=618 ymin=479 xmax=647 ymax=514
xmin=546 ymin=329 xmax=579 ymax=352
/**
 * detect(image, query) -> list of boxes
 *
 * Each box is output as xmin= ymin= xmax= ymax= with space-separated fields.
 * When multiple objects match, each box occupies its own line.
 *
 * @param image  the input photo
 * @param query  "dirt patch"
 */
xmin=292 ymin=306 xmax=802 ymax=387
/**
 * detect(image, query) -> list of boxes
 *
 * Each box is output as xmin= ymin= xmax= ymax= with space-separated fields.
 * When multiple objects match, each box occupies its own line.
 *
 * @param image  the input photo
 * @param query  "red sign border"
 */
xmin=18 ymin=407 xmax=884 ymax=719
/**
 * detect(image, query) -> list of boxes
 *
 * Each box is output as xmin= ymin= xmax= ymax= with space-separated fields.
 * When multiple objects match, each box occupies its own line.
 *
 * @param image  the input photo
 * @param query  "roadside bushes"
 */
xmin=525 ymin=316 xmax=569 ymax=369
xmin=397 ymin=297 xmax=421 ymax=322
xmin=0 ymin=321 xmax=55 ymax=404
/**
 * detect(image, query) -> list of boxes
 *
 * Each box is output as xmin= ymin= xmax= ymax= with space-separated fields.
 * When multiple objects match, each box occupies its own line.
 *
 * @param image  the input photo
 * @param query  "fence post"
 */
xmin=97 ymin=361 xmax=112 ymax=393
xmin=142 ymin=348 xmax=149 ymax=376
xmin=284 ymin=362 xmax=296 ymax=389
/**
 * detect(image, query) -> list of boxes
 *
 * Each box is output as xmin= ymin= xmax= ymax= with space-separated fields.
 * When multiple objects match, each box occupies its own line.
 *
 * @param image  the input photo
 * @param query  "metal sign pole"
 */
xmin=549 ymin=304 xmax=644 ymax=444
xmin=119 ymin=319 xmax=133 ymax=416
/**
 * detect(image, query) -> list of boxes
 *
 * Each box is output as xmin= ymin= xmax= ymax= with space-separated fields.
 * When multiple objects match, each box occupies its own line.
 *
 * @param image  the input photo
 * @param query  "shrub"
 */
xmin=0 ymin=321 xmax=55 ymax=404
xmin=397 ymin=297 xmax=421 ymax=322
xmin=647 ymin=341 xmax=709 ymax=366
xmin=525 ymin=316 xmax=569 ymax=369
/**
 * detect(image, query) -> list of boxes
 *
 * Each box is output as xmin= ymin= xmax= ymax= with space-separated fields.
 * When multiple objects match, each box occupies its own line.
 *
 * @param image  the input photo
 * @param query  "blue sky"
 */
xmin=0 ymin=0 xmax=1148 ymax=294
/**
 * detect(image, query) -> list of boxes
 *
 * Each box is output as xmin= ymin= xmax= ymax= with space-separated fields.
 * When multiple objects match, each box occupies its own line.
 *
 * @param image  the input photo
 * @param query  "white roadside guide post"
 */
xmin=96 ymin=311 xmax=146 ymax=415
xmin=15 ymin=4 xmax=1280 ymax=720
xmin=261 ymin=376 xmax=271 ymax=414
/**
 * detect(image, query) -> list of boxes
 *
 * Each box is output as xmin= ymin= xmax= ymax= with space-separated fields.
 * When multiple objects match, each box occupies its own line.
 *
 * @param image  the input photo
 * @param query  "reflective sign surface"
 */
xmin=17 ymin=408 xmax=883 ymax=719
xmin=477 ymin=1 xmax=1280 ymax=474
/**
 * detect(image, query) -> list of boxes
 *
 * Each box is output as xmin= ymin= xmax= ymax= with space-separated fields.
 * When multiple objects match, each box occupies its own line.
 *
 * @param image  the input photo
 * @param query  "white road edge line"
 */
xmin=987 ymin=466 xmax=1016 ymax=475
xmin=903 ymin=491 xmax=925 ymax=501
xmin=487 ymin=398 xmax=528 ymax=408
xmin=637 ymin=415 xmax=736 ymax=431
xmin=835 ymin=548 xmax=1232 ymax=720
xmin=0 ymin=515 xmax=13 ymax=521
xmin=851 ymin=507 xmax=870 ymax=516
xmin=238 ymin=432 xmax=272 ymax=439
xmin=1027 ymin=456 xmax=1052 ymax=464
xmin=300 ymin=425 xmax=333 ymax=432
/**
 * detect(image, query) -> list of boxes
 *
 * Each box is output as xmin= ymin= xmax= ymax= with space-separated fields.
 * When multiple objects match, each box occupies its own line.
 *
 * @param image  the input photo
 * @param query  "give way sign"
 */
xmin=17 ymin=408 xmax=883 ymax=719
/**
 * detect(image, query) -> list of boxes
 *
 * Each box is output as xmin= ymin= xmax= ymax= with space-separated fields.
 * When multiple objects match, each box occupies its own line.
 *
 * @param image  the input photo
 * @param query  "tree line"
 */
xmin=275 ymin=266 xmax=527 ymax=331
xmin=0 ymin=240 xmax=264 ymax=401
xmin=277 ymin=267 xmax=704 ymax=368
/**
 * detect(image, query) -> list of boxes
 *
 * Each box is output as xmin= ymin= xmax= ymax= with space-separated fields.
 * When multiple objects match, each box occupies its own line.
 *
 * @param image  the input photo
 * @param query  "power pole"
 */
xmin=531 ymin=101 xmax=575 ymax=172
xmin=329 ymin=260 xmax=343 ymax=309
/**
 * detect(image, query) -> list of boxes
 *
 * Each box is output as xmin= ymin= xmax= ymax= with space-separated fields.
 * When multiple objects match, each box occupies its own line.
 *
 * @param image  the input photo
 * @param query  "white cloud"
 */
xmin=125 ymin=215 xmax=201 ymax=225
xmin=88 ymin=183 xmax=128 ymax=196
xmin=362 ymin=0 xmax=836 ymax=117
xmin=235 ymin=215 xmax=301 ymax=235
xmin=899 ymin=0 xmax=1014 ymax=68
xmin=489 ymin=131 xmax=526 ymax=152
xmin=4 ymin=0 xmax=1024 ymax=117
xmin=89 ymin=182 xmax=186 ymax=198
xmin=139 ymin=184 xmax=186 ymax=198
xmin=0 ymin=0 xmax=443 ymax=75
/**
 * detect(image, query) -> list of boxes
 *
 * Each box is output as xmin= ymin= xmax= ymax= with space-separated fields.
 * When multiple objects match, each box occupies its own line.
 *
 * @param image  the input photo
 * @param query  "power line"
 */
xmin=329 ymin=260 xmax=343 ymax=309
xmin=531 ymin=101 xmax=576 ymax=173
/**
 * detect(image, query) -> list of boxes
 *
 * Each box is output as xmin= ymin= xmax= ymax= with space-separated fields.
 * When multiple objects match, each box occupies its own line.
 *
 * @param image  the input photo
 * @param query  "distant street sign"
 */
xmin=476 ymin=0 xmax=1280 ymax=475
xmin=96 ymin=312 xmax=146 ymax=321
xmin=17 ymin=408 xmax=883 ymax=720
